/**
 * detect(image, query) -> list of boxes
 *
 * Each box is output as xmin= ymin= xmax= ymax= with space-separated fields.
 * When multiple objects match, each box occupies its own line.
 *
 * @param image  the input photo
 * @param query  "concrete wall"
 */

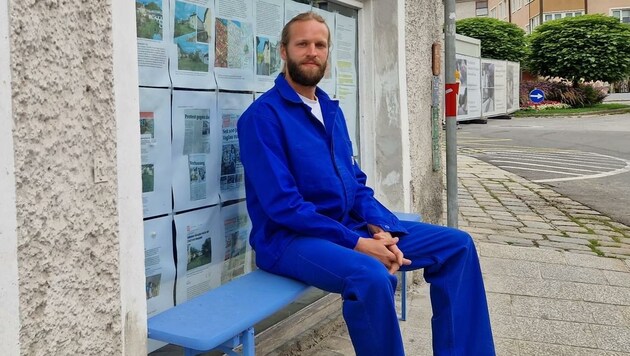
xmin=405 ymin=0 xmax=445 ymax=223
xmin=359 ymin=0 xmax=444 ymax=221
xmin=3 ymin=0 xmax=146 ymax=354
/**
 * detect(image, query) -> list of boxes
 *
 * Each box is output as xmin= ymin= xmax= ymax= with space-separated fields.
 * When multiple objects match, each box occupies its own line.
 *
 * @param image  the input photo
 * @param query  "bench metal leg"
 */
xmin=399 ymin=271 xmax=407 ymax=321
xmin=241 ymin=326 xmax=255 ymax=356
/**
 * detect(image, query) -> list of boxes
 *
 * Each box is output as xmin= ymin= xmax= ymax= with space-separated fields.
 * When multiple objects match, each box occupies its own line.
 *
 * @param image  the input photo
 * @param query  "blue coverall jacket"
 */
xmin=237 ymin=74 xmax=408 ymax=270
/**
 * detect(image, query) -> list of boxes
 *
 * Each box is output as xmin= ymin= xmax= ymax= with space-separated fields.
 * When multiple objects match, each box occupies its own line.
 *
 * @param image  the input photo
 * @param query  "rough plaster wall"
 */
xmin=371 ymin=0 xmax=405 ymax=210
xmin=405 ymin=0 xmax=445 ymax=224
xmin=10 ymin=0 xmax=122 ymax=354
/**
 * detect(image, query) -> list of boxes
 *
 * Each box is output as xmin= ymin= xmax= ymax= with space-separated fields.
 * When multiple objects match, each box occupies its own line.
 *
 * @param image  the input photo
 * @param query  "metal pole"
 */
xmin=444 ymin=0 xmax=458 ymax=228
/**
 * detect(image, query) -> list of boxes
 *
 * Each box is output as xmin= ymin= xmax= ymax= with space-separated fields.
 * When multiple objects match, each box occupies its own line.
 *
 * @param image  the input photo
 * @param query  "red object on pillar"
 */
xmin=445 ymin=83 xmax=459 ymax=117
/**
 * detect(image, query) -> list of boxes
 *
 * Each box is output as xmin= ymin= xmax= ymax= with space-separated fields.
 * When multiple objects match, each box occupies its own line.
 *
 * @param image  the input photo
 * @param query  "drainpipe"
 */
xmin=539 ymin=0 xmax=544 ymax=26
xmin=444 ymin=0 xmax=458 ymax=228
xmin=584 ymin=0 xmax=588 ymax=14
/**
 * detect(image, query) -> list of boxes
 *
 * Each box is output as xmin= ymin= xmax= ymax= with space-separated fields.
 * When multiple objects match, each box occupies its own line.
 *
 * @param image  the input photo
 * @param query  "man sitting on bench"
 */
xmin=237 ymin=12 xmax=495 ymax=356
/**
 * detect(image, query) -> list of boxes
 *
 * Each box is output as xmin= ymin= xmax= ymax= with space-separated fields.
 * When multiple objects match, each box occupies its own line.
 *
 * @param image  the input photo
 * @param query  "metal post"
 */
xmin=444 ymin=0 xmax=458 ymax=228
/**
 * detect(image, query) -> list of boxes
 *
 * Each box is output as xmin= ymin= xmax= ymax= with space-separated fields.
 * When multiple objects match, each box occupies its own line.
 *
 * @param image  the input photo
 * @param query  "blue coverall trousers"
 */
xmin=264 ymin=221 xmax=495 ymax=356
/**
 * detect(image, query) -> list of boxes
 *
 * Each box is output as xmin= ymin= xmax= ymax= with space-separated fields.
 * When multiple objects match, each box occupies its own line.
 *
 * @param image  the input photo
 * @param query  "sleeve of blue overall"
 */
xmin=350 ymin=162 xmax=408 ymax=236
xmin=239 ymin=108 xmax=362 ymax=249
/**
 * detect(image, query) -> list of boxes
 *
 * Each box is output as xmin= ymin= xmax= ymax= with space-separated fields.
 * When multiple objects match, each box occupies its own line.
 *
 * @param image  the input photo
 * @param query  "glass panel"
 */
xmin=612 ymin=10 xmax=621 ymax=18
xmin=623 ymin=10 xmax=630 ymax=17
xmin=544 ymin=14 xmax=552 ymax=21
xmin=554 ymin=13 xmax=562 ymax=19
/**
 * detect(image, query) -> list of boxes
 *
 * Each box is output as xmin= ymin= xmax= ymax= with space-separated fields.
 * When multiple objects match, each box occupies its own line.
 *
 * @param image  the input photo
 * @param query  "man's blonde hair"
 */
xmin=280 ymin=11 xmax=331 ymax=48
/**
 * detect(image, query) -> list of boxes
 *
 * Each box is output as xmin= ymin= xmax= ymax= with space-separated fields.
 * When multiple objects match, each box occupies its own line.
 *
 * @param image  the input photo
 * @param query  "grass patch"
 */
xmin=513 ymin=103 xmax=630 ymax=117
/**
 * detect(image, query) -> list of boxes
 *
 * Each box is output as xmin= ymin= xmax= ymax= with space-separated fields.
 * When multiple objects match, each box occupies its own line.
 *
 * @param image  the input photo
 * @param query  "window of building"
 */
xmin=612 ymin=8 xmax=630 ymax=24
xmin=476 ymin=1 xmax=488 ymax=17
xmin=543 ymin=11 xmax=583 ymax=22
xmin=529 ymin=16 xmax=539 ymax=32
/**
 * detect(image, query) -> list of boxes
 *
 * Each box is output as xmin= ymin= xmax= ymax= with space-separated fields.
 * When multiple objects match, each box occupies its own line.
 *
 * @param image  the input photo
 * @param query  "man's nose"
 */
xmin=306 ymin=43 xmax=318 ymax=56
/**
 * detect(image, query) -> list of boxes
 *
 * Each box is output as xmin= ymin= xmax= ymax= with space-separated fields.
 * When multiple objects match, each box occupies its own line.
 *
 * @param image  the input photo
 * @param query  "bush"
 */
xmin=456 ymin=17 xmax=527 ymax=62
xmin=528 ymin=15 xmax=630 ymax=85
xmin=520 ymin=80 xmax=607 ymax=108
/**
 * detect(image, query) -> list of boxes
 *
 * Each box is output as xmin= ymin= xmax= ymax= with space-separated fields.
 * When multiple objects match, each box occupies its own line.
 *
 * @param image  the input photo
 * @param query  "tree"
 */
xmin=456 ymin=17 xmax=527 ymax=62
xmin=528 ymin=14 xmax=630 ymax=85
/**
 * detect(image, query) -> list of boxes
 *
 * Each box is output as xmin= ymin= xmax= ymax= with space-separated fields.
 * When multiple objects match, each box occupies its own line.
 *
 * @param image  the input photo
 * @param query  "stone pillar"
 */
xmin=405 ymin=0 xmax=445 ymax=223
xmin=1 ymin=1 xmax=146 ymax=354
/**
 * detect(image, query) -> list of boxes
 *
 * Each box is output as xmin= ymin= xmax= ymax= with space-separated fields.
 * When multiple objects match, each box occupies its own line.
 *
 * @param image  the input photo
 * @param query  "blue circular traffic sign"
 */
xmin=529 ymin=88 xmax=545 ymax=104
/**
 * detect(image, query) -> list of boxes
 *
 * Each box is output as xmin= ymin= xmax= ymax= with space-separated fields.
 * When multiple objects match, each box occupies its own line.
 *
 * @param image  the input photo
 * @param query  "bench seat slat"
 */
xmin=148 ymin=269 xmax=309 ymax=351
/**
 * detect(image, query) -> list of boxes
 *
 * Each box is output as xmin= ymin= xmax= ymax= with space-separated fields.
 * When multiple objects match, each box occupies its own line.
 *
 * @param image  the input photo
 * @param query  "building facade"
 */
xmin=0 ymin=0 xmax=445 ymax=354
xmin=458 ymin=0 xmax=630 ymax=33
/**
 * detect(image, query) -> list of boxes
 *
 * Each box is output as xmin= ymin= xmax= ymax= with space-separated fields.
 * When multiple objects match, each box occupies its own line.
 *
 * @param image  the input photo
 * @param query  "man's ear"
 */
xmin=280 ymin=44 xmax=287 ymax=61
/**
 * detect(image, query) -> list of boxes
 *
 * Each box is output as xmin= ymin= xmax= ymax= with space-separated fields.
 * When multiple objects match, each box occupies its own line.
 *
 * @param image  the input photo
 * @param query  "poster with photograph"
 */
xmin=169 ymin=0 xmax=216 ymax=89
xmin=312 ymin=7 xmax=336 ymax=95
xmin=456 ymin=54 xmax=482 ymax=121
xmin=220 ymin=202 xmax=253 ymax=284
xmin=174 ymin=206 xmax=224 ymax=303
xmin=214 ymin=0 xmax=255 ymax=91
xmin=136 ymin=0 xmax=171 ymax=87
xmin=172 ymin=90 xmax=221 ymax=212
xmin=482 ymin=59 xmax=506 ymax=117
xmin=144 ymin=215 xmax=175 ymax=353
xmin=506 ymin=61 xmax=520 ymax=113
xmin=139 ymin=88 xmax=172 ymax=218
xmin=218 ymin=93 xmax=252 ymax=202
xmin=254 ymin=0 xmax=285 ymax=93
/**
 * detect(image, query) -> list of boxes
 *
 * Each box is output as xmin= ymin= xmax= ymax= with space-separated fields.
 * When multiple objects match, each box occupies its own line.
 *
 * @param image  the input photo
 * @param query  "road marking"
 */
xmin=459 ymin=137 xmax=630 ymax=182
xmin=490 ymin=160 xmax=602 ymax=173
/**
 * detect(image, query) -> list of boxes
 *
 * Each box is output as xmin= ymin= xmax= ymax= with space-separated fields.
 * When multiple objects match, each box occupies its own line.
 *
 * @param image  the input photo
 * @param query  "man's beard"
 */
xmin=286 ymin=56 xmax=327 ymax=87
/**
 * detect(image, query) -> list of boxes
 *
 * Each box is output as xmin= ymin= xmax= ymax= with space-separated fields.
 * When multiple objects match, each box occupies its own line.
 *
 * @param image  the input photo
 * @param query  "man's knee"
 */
xmin=343 ymin=263 xmax=397 ymax=301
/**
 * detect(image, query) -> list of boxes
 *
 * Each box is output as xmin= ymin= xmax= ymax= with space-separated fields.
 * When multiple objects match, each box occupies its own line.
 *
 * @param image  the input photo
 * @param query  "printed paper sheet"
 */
xmin=254 ymin=0 xmax=285 ymax=92
xmin=220 ymin=202 xmax=253 ymax=284
xmin=214 ymin=0 xmax=255 ymax=90
xmin=218 ymin=92 xmax=252 ymax=202
xmin=144 ymin=215 xmax=175 ymax=353
xmin=169 ymin=0 xmax=217 ymax=89
xmin=174 ymin=206 xmax=224 ymax=303
xmin=456 ymin=54 xmax=482 ymax=121
xmin=172 ymin=90 xmax=221 ymax=212
xmin=136 ymin=0 xmax=171 ymax=87
xmin=139 ymin=87 xmax=172 ymax=218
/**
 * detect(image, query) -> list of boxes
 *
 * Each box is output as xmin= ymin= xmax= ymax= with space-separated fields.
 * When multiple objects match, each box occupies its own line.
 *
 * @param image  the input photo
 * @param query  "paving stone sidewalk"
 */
xmin=287 ymin=155 xmax=630 ymax=355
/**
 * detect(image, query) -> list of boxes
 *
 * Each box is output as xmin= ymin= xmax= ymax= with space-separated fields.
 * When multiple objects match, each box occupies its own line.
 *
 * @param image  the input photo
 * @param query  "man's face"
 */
xmin=281 ymin=19 xmax=329 ymax=87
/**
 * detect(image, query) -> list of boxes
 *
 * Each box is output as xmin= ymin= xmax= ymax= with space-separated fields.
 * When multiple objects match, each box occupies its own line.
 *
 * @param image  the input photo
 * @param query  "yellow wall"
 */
xmin=589 ymin=0 xmax=630 ymax=14
xmin=544 ymin=0 xmax=584 ymax=13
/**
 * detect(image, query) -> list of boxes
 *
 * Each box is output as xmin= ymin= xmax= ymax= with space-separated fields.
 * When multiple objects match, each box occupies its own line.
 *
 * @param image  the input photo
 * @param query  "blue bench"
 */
xmin=147 ymin=212 xmax=421 ymax=356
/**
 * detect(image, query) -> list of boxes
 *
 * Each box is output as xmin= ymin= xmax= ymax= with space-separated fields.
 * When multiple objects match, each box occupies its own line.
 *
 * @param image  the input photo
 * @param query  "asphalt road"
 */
xmin=457 ymin=113 xmax=630 ymax=226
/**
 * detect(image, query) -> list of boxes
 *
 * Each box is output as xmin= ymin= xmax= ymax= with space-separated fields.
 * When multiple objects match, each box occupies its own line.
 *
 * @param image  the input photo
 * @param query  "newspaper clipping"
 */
xmin=136 ymin=0 xmax=171 ymax=87
xmin=218 ymin=92 xmax=252 ymax=202
xmin=254 ymin=0 xmax=285 ymax=92
xmin=172 ymin=90 xmax=220 ymax=212
xmin=214 ymin=0 xmax=255 ymax=90
xmin=169 ymin=0 xmax=217 ymax=89
xmin=175 ymin=206 xmax=224 ymax=303
xmin=220 ymin=202 xmax=253 ymax=284
xmin=139 ymin=87 xmax=172 ymax=218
